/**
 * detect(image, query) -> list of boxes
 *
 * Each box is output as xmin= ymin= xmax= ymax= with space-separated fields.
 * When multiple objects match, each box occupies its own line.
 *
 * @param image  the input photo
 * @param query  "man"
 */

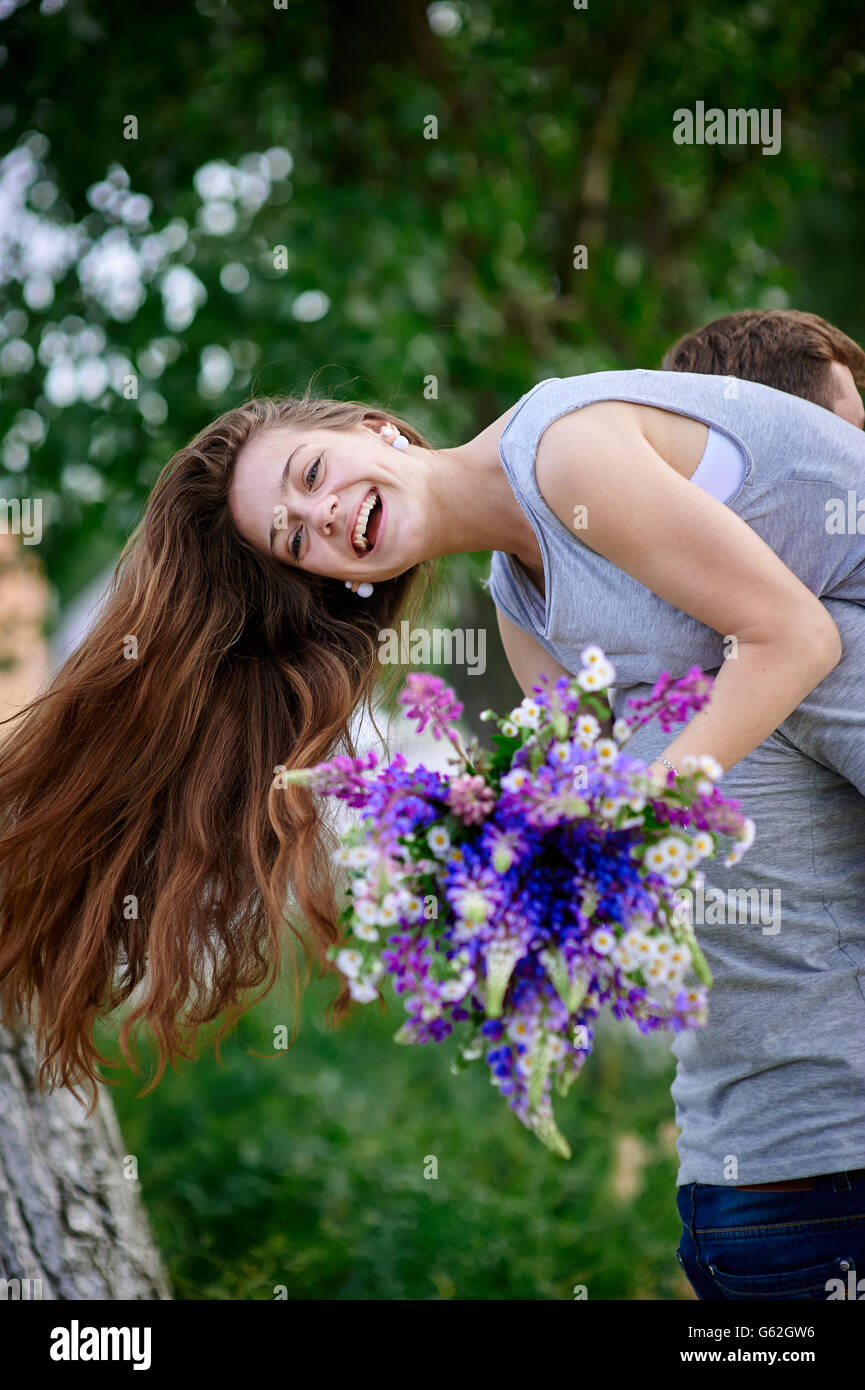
xmin=654 ymin=308 xmax=865 ymax=1300
xmin=663 ymin=306 xmax=865 ymax=796
xmin=663 ymin=307 xmax=865 ymax=428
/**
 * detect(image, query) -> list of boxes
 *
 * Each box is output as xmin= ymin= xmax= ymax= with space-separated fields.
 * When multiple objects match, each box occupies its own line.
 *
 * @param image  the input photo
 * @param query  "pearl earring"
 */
xmin=345 ymin=580 xmax=374 ymax=597
xmin=381 ymin=424 xmax=409 ymax=451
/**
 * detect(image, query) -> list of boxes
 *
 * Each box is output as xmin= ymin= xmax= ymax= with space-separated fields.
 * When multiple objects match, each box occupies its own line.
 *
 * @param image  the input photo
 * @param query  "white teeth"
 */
xmin=352 ymin=489 xmax=379 ymax=551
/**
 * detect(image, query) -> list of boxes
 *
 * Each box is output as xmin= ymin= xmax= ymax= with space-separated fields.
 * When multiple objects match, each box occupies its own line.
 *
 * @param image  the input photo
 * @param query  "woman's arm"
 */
xmin=496 ymin=607 xmax=614 ymax=732
xmin=535 ymin=408 xmax=842 ymax=788
xmin=496 ymin=607 xmax=573 ymax=697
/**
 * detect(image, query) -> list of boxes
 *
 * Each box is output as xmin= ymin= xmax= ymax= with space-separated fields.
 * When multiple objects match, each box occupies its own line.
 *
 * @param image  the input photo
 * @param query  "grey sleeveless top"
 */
xmin=487 ymin=370 xmax=865 ymax=1186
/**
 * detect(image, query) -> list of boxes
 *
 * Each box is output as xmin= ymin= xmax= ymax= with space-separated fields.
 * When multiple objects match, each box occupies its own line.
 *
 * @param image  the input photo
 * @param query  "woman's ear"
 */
xmin=359 ymin=412 xmax=390 ymax=435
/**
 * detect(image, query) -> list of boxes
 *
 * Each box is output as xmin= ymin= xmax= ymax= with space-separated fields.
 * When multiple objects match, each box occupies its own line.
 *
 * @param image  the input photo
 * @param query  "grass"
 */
xmin=98 ymin=971 xmax=695 ymax=1301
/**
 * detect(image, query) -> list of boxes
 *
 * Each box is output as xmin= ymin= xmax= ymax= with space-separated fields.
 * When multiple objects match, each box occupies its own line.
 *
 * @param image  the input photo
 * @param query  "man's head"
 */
xmin=662 ymin=308 xmax=865 ymax=428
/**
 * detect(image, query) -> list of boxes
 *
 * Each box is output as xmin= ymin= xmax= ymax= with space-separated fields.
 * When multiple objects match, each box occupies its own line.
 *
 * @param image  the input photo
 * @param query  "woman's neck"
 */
xmin=423 ymin=405 xmax=543 ymax=571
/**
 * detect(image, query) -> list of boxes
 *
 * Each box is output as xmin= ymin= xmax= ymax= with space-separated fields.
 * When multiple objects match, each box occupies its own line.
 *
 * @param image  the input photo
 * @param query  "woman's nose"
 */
xmin=315 ymin=493 xmax=341 ymax=535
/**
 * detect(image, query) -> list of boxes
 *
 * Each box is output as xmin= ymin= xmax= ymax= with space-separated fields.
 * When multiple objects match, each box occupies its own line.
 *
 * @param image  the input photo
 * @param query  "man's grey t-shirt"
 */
xmin=486 ymin=371 xmax=865 ymax=1186
xmin=617 ymin=634 xmax=865 ymax=1185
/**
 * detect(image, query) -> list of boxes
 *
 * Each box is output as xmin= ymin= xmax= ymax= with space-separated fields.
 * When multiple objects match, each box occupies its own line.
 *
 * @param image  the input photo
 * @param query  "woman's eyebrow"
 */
xmin=268 ymin=445 xmax=304 ymax=553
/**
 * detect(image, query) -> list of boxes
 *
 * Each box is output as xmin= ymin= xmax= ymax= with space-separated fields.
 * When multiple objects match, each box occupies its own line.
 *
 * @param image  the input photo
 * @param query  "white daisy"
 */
xmin=580 ymin=644 xmax=607 ymax=667
xmin=511 ymin=699 xmax=541 ymax=729
xmin=577 ymin=714 xmax=601 ymax=741
xmin=349 ymin=979 xmax=379 ymax=1003
xmin=353 ymin=897 xmax=381 ymax=926
xmin=657 ymin=835 xmax=690 ymax=864
xmin=590 ymin=926 xmax=616 ymax=955
xmin=378 ymin=894 xmax=400 ymax=926
xmin=507 ymin=1016 xmax=534 ymax=1044
xmin=629 ymin=934 xmax=658 ymax=963
xmin=427 ymin=826 xmax=451 ymax=856
xmin=622 ymin=926 xmax=650 ymax=953
xmin=594 ymin=738 xmax=619 ymax=766
xmin=336 ymin=948 xmax=364 ymax=978
xmin=576 ymin=668 xmax=606 ymax=692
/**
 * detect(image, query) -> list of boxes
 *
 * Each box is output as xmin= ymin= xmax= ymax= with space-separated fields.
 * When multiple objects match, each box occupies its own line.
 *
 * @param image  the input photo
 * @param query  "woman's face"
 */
xmin=228 ymin=417 xmax=426 ymax=581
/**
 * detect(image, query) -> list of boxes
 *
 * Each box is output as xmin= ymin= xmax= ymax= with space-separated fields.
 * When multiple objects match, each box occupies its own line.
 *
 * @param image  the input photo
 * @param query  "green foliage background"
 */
xmin=4 ymin=0 xmax=864 ymax=1298
xmin=97 ymin=980 xmax=686 ymax=1302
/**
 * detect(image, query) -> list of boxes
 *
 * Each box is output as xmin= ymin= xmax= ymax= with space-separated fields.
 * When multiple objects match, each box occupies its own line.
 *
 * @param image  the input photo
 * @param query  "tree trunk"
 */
xmin=0 ymin=1024 xmax=172 ymax=1300
xmin=0 ymin=534 xmax=170 ymax=1301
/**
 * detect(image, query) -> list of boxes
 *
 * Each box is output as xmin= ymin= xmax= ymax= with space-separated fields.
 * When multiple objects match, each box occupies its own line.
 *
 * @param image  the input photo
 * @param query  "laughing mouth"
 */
xmin=351 ymin=487 xmax=382 ymax=555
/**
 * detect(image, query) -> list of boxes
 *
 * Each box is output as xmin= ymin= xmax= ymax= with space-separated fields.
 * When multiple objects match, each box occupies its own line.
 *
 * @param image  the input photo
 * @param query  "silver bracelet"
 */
xmin=655 ymin=755 xmax=678 ymax=777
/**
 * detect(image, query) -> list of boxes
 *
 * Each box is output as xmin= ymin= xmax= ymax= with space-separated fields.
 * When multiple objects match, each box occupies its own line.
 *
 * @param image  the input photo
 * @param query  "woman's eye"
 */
xmin=306 ymin=457 xmax=321 ymax=487
xmin=291 ymin=528 xmax=302 ymax=561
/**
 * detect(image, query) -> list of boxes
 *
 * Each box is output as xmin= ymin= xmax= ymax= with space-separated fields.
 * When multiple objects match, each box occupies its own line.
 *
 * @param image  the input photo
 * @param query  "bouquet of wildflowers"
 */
xmin=279 ymin=646 xmax=753 ymax=1158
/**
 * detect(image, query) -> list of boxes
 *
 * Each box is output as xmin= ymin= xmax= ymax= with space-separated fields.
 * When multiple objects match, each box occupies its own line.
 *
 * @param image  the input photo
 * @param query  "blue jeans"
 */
xmin=676 ymin=1173 xmax=865 ymax=1300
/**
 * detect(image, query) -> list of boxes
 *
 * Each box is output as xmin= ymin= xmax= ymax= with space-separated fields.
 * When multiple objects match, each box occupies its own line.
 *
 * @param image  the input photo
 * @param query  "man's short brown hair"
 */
xmin=662 ymin=309 xmax=865 ymax=411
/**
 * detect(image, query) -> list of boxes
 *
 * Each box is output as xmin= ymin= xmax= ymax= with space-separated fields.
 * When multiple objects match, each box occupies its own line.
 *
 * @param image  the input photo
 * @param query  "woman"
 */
xmin=2 ymin=369 xmax=864 ymax=1298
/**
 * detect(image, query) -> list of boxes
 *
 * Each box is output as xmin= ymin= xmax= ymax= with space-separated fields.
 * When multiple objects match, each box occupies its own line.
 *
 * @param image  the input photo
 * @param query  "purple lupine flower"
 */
xmin=398 ymin=672 xmax=464 ymax=739
xmin=278 ymin=748 xmax=379 ymax=804
xmin=624 ymin=666 xmax=714 ymax=734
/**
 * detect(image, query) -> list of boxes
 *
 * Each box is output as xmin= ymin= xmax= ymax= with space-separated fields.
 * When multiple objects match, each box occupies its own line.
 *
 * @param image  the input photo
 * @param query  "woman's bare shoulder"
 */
xmin=537 ymin=399 xmax=708 ymax=487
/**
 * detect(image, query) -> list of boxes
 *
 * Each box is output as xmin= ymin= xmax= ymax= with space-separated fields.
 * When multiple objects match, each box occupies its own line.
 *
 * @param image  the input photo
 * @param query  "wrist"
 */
xmin=648 ymin=756 xmax=676 ymax=790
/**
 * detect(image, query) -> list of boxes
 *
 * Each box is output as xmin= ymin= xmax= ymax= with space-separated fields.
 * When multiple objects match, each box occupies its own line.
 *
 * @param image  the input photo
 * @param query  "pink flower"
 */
xmin=399 ymin=673 xmax=464 ymax=740
xmin=447 ymin=773 xmax=496 ymax=825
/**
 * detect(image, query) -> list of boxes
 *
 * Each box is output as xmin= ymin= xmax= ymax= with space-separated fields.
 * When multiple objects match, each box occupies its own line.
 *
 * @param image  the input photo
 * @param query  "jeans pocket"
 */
xmin=706 ymin=1251 xmax=855 ymax=1300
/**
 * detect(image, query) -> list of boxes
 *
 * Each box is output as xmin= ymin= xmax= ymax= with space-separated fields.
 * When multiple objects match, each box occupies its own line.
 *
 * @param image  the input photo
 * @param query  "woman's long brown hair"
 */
xmin=0 ymin=393 xmax=437 ymax=1107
